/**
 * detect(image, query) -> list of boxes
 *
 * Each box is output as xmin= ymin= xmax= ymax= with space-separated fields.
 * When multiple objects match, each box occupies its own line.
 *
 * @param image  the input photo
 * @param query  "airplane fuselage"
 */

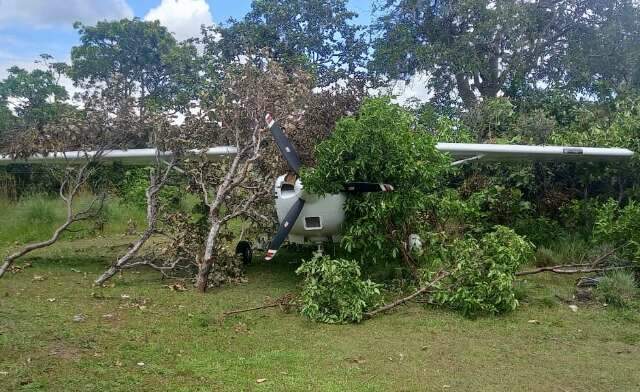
xmin=274 ymin=174 xmax=346 ymax=244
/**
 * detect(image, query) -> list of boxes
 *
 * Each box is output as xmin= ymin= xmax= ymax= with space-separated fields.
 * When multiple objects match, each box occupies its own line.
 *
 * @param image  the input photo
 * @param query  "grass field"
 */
xmin=1 ymin=233 xmax=639 ymax=391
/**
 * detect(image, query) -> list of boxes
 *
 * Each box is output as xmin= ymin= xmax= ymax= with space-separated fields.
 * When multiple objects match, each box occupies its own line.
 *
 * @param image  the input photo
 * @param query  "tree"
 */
xmin=564 ymin=0 xmax=640 ymax=99
xmin=301 ymin=97 xmax=451 ymax=277
xmin=70 ymin=18 xmax=200 ymax=142
xmin=371 ymin=0 xmax=616 ymax=109
xmin=179 ymin=60 xmax=314 ymax=292
xmin=213 ymin=0 xmax=368 ymax=87
xmin=0 ymin=61 xmax=69 ymax=131
xmin=0 ymin=99 xmax=129 ymax=278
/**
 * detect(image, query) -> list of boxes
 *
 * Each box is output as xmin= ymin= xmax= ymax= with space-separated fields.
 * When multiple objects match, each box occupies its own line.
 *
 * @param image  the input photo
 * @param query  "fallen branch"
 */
xmin=95 ymin=155 xmax=176 ymax=286
xmin=224 ymin=293 xmax=297 ymax=316
xmin=364 ymin=270 xmax=449 ymax=319
xmin=516 ymin=265 xmax=628 ymax=276
xmin=0 ymin=160 xmax=105 ymax=279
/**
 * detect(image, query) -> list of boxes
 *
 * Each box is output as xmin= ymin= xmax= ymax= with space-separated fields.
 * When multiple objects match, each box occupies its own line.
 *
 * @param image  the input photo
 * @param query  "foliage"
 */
xmin=0 ymin=60 xmax=70 ymax=131
xmin=214 ymin=0 xmax=367 ymax=86
xmin=296 ymin=255 xmax=382 ymax=324
xmin=71 ymin=18 xmax=200 ymax=131
xmin=514 ymin=217 xmax=564 ymax=248
xmin=593 ymin=200 xmax=640 ymax=262
xmin=595 ymin=270 xmax=638 ymax=308
xmin=302 ymin=97 xmax=450 ymax=266
xmin=372 ymin=0 xmax=638 ymax=108
xmin=432 ymin=226 xmax=534 ymax=317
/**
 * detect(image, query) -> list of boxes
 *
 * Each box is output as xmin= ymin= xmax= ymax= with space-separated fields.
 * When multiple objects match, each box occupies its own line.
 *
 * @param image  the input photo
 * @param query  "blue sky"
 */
xmin=0 ymin=0 xmax=373 ymax=79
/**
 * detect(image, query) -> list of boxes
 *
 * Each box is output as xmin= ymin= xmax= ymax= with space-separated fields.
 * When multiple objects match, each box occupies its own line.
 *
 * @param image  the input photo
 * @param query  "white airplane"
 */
xmin=0 ymin=114 xmax=634 ymax=261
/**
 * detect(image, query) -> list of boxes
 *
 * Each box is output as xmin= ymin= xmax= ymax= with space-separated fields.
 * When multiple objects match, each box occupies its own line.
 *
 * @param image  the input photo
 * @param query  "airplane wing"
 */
xmin=436 ymin=143 xmax=635 ymax=166
xmin=0 ymin=147 xmax=238 ymax=166
xmin=1 ymin=143 xmax=634 ymax=166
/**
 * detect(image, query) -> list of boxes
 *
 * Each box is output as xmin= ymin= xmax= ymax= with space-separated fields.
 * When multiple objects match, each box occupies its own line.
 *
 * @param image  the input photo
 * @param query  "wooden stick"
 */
xmin=364 ymin=270 xmax=449 ymax=319
xmin=223 ymin=303 xmax=281 ymax=316
xmin=516 ymin=265 xmax=627 ymax=276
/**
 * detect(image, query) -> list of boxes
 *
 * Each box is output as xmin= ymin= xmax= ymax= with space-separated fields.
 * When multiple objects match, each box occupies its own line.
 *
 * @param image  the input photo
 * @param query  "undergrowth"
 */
xmin=0 ymin=194 xmax=146 ymax=246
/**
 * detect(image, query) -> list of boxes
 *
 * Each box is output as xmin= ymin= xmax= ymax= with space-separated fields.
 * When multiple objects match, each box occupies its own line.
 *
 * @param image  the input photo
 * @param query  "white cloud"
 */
xmin=144 ymin=0 xmax=213 ymax=41
xmin=0 ymin=0 xmax=133 ymax=28
xmin=368 ymin=72 xmax=434 ymax=108
xmin=390 ymin=72 xmax=434 ymax=107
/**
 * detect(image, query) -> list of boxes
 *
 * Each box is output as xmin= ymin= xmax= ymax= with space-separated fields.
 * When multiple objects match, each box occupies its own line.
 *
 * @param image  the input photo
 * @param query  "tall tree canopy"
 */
xmin=214 ymin=0 xmax=368 ymax=86
xmin=70 ymin=18 xmax=200 ymax=117
xmin=0 ymin=64 xmax=69 ymax=132
xmin=372 ymin=0 xmax=640 ymax=109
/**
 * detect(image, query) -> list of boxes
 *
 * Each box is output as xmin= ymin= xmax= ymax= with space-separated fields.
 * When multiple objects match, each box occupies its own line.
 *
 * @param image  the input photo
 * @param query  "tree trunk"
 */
xmin=195 ymin=260 xmax=213 ymax=293
xmin=455 ymin=72 xmax=477 ymax=109
xmin=94 ymin=229 xmax=154 ymax=285
xmin=195 ymin=219 xmax=221 ymax=293
xmin=95 ymin=170 xmax=161 ymax=285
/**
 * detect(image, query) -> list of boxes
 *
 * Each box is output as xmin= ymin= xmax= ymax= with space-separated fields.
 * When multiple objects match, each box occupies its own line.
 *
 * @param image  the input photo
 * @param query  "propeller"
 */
xmin=266 ymin=113 xmax=302 ymax=174
xmin=264 ymin=197 xmax=305 ymax=261
xmin=264 ymin=114 xmax=394 ymax=260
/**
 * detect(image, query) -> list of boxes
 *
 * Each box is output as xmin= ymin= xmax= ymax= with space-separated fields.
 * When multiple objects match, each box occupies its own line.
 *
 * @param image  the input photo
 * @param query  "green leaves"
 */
xmin=594 ymin=200 xmax=640 ymax=263
xmin=301 ymin=97 xmax=450 ymax=265
xmin=296 ymin=255 xmax=382 ymax=324
xmin=432 ymin=226 xmax=534 ymax=317
xmin=214 ymin=0 xmax=367 ymax=87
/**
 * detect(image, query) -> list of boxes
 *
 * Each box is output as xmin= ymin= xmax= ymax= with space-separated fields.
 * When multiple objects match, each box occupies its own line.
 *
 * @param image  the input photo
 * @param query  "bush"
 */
xmin=296 ymin=255 xmax=382 ymax=324
xmin=596 ymin=271 xmax=638 ymax=308
xmin=514 ymin=217 xmax=563 ymax=247
xmin=301 ymin=97 xmax=451 ymax=265
xmin=433 ymin=226 xmax=534 ymax=317
xmin=594 ymin=200 xmax=640 ymax=262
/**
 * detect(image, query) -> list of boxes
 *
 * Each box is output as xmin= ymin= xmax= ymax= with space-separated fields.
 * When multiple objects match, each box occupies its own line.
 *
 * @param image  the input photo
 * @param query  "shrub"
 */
xmin=595 ymin=271 xmax=638 ymax=308
xmin=514 ymin=217 xmax=563 ymax=247
xmin=296 ymin=255 xmax=382 ymax=324
xmin=301 ymin=97 xmax=451 ymax=266
xmin=534 ymin=246 xmax=557 ymax=267
xmin=594 ymin=200 xmax=640 ymax=262
xmin=433 ymin=226 xmax=534 ymax=317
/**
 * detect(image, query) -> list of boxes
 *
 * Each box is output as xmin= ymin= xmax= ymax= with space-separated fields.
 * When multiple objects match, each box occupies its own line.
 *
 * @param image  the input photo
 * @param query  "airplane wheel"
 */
xmin=235 ymin=241 xmax=253 ymax=265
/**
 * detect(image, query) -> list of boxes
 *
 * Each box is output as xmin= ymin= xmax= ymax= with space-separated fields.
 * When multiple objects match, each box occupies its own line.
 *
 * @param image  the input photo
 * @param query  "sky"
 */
xmin=0 ymin=0 xmax=429 ymax=103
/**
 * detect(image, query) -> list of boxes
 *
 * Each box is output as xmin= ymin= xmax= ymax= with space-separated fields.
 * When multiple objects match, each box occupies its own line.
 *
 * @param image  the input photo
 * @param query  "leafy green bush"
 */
xmin=514 ymin=217 xmax=563 ymax=247
xmin=301 ymin=97 xmax=450 ymax=265
xmin=120 ymin=168 xmax=151 ymax=208
xmin=594 ymin=200 xmax=640 ymax=262
xmin=296 ymin=255 xmax=382 ymax=324
xmin=595 ymin=271 xmax=638 ymax=308
xmin=433 ymin=226 xmax=534 ymax=317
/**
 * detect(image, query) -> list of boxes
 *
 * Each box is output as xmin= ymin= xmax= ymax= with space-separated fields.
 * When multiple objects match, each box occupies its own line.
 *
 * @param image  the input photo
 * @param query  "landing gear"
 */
xmin=235 ymin=241 xmax=253 ymax=265
xmin=313 ymin=243 xmax=324 ymax=258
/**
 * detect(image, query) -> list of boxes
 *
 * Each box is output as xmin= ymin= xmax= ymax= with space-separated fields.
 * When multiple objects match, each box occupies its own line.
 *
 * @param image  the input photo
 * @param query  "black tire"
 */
xmin=235 ymin=240 xmax=253 ymax=265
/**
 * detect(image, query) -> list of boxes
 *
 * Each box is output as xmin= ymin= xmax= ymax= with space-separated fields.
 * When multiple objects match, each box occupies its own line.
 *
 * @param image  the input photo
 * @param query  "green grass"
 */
xmin=1 ymin=236 xmax=640 ymax=391
xmin=0 ymin=194 xmax=146 ymax=246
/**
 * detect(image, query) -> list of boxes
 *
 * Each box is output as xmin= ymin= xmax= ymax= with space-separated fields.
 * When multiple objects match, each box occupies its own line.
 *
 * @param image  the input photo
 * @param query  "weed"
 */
xmin=595 ymin=270 xmax=638 ymax=308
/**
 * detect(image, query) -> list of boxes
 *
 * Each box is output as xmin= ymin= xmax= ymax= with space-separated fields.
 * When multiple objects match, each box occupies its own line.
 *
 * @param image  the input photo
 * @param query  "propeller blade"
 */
xmin=343 ymin=182 xmax=395 ymax=193
xmin=266 ymin=113 xmax=302 ymax=174
xmin=265 ymin=197 xmax=306 ymax=260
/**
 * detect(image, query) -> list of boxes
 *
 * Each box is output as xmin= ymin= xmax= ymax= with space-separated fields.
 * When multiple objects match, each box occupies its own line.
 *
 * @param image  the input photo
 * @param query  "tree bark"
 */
xmin=195 ymin=220 xmax=221 ymax=292
xmin=455 ymin=72 xmax=477 ymax=109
